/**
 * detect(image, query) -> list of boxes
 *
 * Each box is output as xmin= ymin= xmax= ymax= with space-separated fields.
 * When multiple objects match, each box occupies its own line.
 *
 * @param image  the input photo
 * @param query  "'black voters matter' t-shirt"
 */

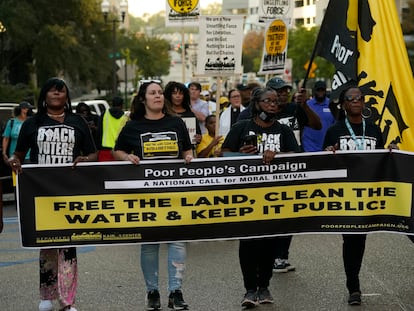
xmin=114 ymin=115 xmax=192 ymax=160
xmin=222 ymin=119 xmax=300 ymax=154
xmin=16 ymin=113 xmax=97 ymax=164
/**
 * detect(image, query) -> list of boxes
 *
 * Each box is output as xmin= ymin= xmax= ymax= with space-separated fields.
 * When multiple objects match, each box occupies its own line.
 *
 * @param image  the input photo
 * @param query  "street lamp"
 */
xmin=0 ymin=21 xmax=6 ymax=83
xmin=101 ymin=0 xmax=128 ymax=96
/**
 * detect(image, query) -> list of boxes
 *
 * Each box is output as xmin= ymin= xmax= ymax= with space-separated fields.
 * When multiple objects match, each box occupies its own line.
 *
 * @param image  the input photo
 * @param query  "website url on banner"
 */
xmin=104 ymin=169 xmax=347 ymax=189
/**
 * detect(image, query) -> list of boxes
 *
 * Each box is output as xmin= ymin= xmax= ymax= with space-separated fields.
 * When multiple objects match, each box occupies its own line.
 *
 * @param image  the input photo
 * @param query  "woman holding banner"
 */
xmin=113 ymin=81 xmax=193 ymax=311
xmin=221 ymin=87 xmax=300 ymax=308
xmin=8 ymin=77 xmax=97 ymax=311
xmin=323 ymin=84 xmax=389 ymax=306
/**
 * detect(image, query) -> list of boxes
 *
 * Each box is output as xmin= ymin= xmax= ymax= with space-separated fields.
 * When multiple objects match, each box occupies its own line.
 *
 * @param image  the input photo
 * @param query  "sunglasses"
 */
xmin=345 ymin=95 xmax=364 ymax=102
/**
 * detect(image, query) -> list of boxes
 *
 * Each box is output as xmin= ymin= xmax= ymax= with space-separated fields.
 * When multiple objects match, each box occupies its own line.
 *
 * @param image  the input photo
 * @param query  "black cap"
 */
xmin=19 ymin=101 xmax=34 ymax=109
xmin=236 ymin=83 xmax=251 ymax=91
xmin=266 ymin=77 xmax=292 ymax=91
xmin=314 ymin=80 xmax=327 ymax=90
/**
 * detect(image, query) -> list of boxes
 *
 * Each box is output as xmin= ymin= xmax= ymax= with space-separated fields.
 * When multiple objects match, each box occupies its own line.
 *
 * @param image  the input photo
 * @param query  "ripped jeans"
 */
xmin=141 ymin=242 xmax=186 ymax=292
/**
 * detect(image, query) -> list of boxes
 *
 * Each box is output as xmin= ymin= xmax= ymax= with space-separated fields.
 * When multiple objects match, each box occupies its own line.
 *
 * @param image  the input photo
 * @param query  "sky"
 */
xmin=128 ymin=0 xmax=222 ymax=17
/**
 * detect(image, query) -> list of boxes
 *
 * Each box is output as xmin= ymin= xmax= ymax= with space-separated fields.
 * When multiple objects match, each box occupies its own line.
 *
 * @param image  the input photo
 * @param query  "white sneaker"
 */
xmin=39 ymin=300 xmax=53 ymax=311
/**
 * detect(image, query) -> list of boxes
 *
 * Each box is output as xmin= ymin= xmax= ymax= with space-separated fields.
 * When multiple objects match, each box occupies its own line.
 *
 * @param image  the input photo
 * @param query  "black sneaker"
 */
xmin=241 ymin=290 xmax=258 ymax=309
xmin=273 ymin=258 xmax=288 ymax=273
xmin=348 ymin=291 xmax=362 ymax=305
xmin=145 ymin=290 xmax=161 ymax=310
xmin=257 ymin=287 xmax=274 ymax=304
xmin=168 ymin=290 xmax=189 ymax=310
xmin=284 ymin=259 xmax=296 ymax=272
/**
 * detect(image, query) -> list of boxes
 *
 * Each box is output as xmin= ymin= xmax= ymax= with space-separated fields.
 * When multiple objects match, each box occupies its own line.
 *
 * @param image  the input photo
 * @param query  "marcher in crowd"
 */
xmin=113 ymin=81 xmax=193 ymax=311
xmin=164 ymin=81 xmax=202 ymax=148
xmin=219 ymin=89 xmax=245 ymax=137
xmin=236 ymin=82 xmax=261 ymax=108
xmin=221 ymin=87 xmax=300 ymax=309
xmin=323 ymin=84 xmax=392 ymax=306
xmin=201 ymin=89 xmax=216 ymax=115
xmin=188 ymin=82 xmax=209 ymax=134
xmin=97 ymin=96 xmax=128 ymax=161
xmin=219 ymin=96 xmax=230 ymax=112
xmin=2 ymin=101 xmax=34 ymax=164
xmin=302 ymin=80 xmax=335 ymax=152
xmin=75 ymin=102 xmax=100 ymax=147
xmin=196 ymin=114 xmax=223 ymax=158
xmin=254 ymin=77 xmax=321 ymax=274
xmin=8 ymin=77 xmax=97 ymax=311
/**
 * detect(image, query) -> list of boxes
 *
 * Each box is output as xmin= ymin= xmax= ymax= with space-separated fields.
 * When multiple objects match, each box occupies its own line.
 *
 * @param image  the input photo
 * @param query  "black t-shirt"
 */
xmin=15 ymin=113 xmax=97 ymax=164
xmin=114 ymin=115 xmax=192 ymax=160
xmin=323 ymin=119 xmax=384 ymax=150
xmin=222 ymin=119 xmax=300 ymax=154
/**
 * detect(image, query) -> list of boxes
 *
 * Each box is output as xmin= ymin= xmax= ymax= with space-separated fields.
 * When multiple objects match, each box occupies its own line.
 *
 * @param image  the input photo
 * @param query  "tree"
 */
xmin=0 ymin=0 xmax=113 ymax=90
xmin=120 ymin=33 xmax=171 ymax=82
xmin=287 ymin=26 xmax=334 ymax=85
xmin=242 ymin=31 xmax=264 ymax=73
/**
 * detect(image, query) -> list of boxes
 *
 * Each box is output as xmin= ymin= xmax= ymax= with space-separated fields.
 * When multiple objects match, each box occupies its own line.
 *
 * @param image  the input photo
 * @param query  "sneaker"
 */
xmin=257 ymin=287 xmax=274 ymax=304
xmin=273 ymin=258 xmax=288 ymax=273
xmin=146 ymin=290 xmax=161 ymax=310
xmin=59 ymin=306 xmax=77 ymax=311
xmin=39 ymin=300 xmax=53 ymax=311
xmin=241 ymin=290 xmax=258 ymax=309
xmin=168 ymin=290 xmax=188 ymax=310
xmin=348 ymin=291 xmax=362 ymax=305
xmin=284 ymin=259 xmax=296 ymax=272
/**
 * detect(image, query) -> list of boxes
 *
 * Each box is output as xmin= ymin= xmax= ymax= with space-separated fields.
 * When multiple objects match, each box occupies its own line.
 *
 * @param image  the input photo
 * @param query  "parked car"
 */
xmin=71 ymin=100 xmax=109 ymax=116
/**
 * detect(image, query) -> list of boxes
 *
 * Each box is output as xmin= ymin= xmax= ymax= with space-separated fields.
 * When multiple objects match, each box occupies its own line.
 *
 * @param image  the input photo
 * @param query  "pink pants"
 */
xmin=39 ymin=248 xmax=77 ymax=308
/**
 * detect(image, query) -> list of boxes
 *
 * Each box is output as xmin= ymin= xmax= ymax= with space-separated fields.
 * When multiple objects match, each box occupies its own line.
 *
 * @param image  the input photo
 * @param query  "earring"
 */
xmin=361 ymin=107 xmax=372 ymax=119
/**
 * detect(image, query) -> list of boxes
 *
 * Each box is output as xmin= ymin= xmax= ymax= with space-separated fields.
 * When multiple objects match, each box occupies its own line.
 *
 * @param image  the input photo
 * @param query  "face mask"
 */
xmin=258 ymin=111 xmax=276 ymax=122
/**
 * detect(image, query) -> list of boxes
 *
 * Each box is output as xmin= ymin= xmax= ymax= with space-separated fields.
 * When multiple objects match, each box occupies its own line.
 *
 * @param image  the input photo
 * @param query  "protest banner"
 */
xmin=17 ymin=150 xmax=414 ymax=248
xmin=195 ymin=15 xmax=244 ymax=77
xmin=165 ymin=0 xmax=200 ymax=27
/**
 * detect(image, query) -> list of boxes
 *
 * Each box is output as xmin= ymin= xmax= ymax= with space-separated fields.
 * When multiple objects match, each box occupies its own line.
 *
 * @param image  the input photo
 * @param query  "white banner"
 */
xmin=258 ymin=19 xmax=289 ymax=75
xmin=165 ymin=0 xmax=200 ymax=27
xmin=196 ymin=15 xmax=244 ymax=77
xmin=258 ymin=0 xmax=294 ymax=27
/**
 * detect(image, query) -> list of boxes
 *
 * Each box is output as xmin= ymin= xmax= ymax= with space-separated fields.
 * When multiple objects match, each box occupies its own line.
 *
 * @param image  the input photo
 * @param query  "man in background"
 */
xmin=302 ymin=80 xmax=335 ymax=152
xmin=97 ymin=96 xmax=128 ymax=161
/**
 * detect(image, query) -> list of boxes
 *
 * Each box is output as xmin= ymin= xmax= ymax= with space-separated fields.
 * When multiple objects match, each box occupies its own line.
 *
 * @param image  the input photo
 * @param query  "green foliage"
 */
xmin=287 ymin=26 xmax=334 ymax=84
xmin=242 ymin=31 xmax=264 ymax=73
xmin=0 ymin=83 xmax=35 ymax=103
xmin=0 ymin=0 xmax=172 ymax=95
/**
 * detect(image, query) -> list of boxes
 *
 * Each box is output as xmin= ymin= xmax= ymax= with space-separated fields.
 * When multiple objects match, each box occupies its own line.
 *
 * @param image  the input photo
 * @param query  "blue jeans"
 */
xmin=141 ymin=242 xmax=186 ymax=292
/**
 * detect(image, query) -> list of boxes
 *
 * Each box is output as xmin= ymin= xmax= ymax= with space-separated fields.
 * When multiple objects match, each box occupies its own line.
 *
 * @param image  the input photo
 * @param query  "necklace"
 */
xmin=345 ymin=117 xmax=365 ymax=150
xmin=47 ymin=112 xmax=65 ymax=118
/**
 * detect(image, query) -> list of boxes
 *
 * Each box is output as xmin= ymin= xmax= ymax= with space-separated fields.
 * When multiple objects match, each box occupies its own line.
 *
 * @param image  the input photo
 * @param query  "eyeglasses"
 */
xmin=345 ymin=95 xmax=364 ymax=102
xmin=259 ymin=98 xmax=278 ymax=105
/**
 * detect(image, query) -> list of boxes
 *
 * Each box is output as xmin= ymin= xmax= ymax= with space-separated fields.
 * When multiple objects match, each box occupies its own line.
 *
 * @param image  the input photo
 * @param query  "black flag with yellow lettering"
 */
xmin=310 ymin=0 xmax=414 ymax=150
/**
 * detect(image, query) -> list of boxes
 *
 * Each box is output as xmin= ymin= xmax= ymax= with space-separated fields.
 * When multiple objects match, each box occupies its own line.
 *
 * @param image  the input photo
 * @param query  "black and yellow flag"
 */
xmin=312 ymin=0 xmax=414 ymax=150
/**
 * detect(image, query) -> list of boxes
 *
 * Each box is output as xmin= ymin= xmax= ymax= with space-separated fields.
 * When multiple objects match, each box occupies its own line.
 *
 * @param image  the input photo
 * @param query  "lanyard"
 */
xmin=345 ymin=118 xmax=365 ymax=150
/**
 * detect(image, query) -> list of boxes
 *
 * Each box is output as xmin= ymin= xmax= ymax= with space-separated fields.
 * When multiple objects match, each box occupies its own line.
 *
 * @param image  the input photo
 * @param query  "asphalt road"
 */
xmin=2 ymin=199 xmax=414 ymax=311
